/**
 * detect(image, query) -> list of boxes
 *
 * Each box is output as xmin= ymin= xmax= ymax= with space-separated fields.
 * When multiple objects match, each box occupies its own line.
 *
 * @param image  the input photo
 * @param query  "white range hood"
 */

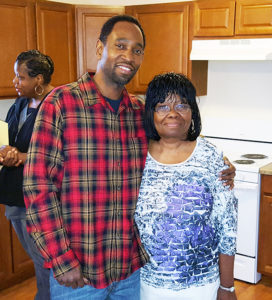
xmin=190 ymin=38 xmax=272 ymax=61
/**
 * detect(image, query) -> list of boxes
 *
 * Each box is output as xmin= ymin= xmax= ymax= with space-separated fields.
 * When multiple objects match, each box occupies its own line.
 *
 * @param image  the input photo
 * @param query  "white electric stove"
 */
xmin=205 ymin=137 xmax=272 ymax=283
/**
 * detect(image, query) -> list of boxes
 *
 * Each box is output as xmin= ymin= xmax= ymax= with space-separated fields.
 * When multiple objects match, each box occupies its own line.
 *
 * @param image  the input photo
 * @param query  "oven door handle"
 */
xmin=234 ymin=181 xmax=258 ymax=190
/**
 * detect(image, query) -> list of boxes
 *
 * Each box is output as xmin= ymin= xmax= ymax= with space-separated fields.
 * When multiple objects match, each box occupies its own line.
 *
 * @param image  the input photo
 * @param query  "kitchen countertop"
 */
xmin=260 ymin=163 xmax=272 ymax=175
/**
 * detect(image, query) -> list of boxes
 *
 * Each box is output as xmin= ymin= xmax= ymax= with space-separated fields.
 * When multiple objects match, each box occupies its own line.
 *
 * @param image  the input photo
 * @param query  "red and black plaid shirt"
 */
xmin=23 ymin=73 xmax=149 ymax=288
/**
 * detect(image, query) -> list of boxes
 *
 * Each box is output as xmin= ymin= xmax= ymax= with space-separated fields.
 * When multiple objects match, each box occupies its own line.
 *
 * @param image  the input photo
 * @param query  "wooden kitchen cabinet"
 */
xmin=0 ymin=206 xmax=13 ymax=288
xmin=0 ymin=0 xmax=37 ymax=281
xmin=235 ymin=0 xmax=272 ymax=35
xmin=0 ymin=206 xmax=34 ymax=291
xmin=75 ymin=5 xmax=124 ymax=78
xmin=0 ymin=0 xmax=36 ymax=98
xmin=126 ymin=3 xmax=207 ymax=95
xmin=258 ymin=174 xmax=272 ymax=277
xmin=0 ymin=0 xmax=77 ymax=99
xmin=193 ymin=0 xmax=236 ymax=37
xmin=36 ymin=0 xmax=77 ymax=87
xmin=193 ymin=0 xmax=272 ymax=37
xmin=11 ymin=225 xmax=35 ymax=275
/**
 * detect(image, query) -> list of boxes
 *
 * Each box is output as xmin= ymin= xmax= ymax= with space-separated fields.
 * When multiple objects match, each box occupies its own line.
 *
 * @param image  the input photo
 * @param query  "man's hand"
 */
xmin=56 ymin=265 xmax=89 ymax=289
xmin=220 ymin=157 xmax=236 ymax=190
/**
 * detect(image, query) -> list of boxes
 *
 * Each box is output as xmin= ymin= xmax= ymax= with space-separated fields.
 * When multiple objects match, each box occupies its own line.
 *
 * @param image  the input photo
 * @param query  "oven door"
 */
xmin=233 ymin=178 xmax=262 ymax=283
xmin=234 ymin=179 xmax=260 ymax=257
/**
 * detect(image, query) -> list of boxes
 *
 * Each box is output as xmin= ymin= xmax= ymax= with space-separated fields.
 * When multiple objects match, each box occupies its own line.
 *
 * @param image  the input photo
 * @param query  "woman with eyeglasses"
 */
xmin=0 ymin=50 xmax=54 ymax=300
xmin=134 ymin=72 xmax=237 ymax=300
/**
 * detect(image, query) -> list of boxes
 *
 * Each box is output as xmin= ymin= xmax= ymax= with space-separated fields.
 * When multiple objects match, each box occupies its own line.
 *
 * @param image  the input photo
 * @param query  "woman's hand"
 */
xmin=0 ymin=145 xmax=15 ymax=160
xmin=0 ymin=146 xmax=23 ymax=167
xmin=217 ymin=287 xmax=237 ymax=300
xmin=0 ymin=145 xmax=12 ymax=165
xmin=220 ymin=157 xmax=236 ymax=190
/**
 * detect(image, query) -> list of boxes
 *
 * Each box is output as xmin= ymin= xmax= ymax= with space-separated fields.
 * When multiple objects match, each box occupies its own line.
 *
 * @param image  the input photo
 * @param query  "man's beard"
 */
xmin=110 ymin=67 xmax=137 ymax=86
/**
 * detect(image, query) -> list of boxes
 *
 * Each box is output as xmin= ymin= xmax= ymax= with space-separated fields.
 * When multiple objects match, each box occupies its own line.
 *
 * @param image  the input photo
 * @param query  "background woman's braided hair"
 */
xmin=16 ymin=50 xmax=54 ymax=84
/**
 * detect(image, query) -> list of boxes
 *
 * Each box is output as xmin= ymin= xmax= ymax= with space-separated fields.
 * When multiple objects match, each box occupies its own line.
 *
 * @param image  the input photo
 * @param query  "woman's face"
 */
xmin=13 ymin=62 xmax=37 ymax=98
xmin=153 ymin=94 xmax=192 ymax=141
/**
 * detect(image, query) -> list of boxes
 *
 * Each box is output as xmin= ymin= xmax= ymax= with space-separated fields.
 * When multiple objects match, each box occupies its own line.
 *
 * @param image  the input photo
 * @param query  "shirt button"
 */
xmin=117 ymin=186 xmax=121 ymax=191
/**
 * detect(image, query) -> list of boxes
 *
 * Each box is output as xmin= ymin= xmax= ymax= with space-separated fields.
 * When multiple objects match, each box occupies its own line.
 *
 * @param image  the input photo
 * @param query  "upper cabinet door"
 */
xmin=76 ymin=6 xmax=124 ymax=78
xmin=193 ymin=0 xmax=236 ymax=37
xmin=126 ymin=3 xmax=190 ymax=94
xmin=36 ymin=1 xmax=77 ymax=87
xmin=235 ymin=0 xmax=272 ymax=35
xmin=0 ymin=0 xmax=36 ymax=98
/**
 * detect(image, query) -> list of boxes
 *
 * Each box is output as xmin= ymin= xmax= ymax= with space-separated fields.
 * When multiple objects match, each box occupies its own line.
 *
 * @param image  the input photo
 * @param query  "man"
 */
xmin=23 ymin=15 xmax=235 ymax=299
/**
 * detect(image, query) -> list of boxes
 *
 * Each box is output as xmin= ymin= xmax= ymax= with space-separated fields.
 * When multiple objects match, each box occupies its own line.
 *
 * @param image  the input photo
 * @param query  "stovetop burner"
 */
xmin=241 ymin=154 xmax=268 ymax=159
xmin=233 ymin=159 xmax=255 ymax=165
xmin=204 ymin=137 xmax=272 ymax=173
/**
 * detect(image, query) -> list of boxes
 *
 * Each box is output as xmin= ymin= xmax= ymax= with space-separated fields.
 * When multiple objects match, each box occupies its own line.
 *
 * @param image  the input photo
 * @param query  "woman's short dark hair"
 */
xmin=16 ymin=50 xmax=54 ymax=84
xmin=99 ymin=15 xmax=146 ymax=48
xmin=144 ymin=72 xmax=202 ymax=141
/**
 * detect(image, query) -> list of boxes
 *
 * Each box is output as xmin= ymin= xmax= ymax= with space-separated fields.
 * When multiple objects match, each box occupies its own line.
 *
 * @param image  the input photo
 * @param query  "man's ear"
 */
xmin=96 ymin=39 xmax=104 ymax=60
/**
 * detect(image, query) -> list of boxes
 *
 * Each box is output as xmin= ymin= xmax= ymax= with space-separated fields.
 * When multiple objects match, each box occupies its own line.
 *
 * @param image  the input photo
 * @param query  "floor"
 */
xmin=235 ymin=275 xmax=272 ymax=300
xmin=0 ymin=275 xmax=271 ymax=299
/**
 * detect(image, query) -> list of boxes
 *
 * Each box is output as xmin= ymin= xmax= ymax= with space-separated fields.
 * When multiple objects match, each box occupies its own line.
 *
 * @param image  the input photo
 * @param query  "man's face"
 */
xmin=97 ymin=21 xmax=144 ymax=86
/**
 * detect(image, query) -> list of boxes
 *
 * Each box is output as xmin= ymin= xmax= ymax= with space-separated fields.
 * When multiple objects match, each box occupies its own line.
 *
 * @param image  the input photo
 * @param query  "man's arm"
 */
xmin=23 ymin=92 xmax=83 ymax=286
xmin=220 ymin=157 xmax=236 ymax=190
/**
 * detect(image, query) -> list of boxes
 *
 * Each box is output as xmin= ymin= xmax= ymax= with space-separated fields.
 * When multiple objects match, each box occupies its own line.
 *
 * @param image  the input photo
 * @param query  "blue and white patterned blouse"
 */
xmin=135 ymin=137 xmax=237 ymax=291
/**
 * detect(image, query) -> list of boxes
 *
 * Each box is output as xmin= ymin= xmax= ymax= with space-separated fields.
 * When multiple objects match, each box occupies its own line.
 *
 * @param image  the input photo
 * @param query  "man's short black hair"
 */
xmin=144 ymin=72 xmax=202 ymax=141
xmin=99 ymin=15 xmax=146 ymax=48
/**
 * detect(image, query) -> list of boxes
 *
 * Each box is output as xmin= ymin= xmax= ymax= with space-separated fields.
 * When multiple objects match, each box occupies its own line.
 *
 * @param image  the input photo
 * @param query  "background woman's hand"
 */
xmin=0 ymin=152 xmax=4 ymax=164
xmin=0 ymin=145 xmax=13 ymax=165
xmin=0 ymin=145 xmax=14 ymax=157
xmin=217 ymin=288 xmax=237 ymax=300
xmin=0 ymin=146 xmax=23 ymax=167
xmin=220 ymin=157 xmax=236 ymax=190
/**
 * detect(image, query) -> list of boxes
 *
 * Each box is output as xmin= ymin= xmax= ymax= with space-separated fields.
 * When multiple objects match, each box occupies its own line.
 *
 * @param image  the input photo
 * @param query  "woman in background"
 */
xmin=0 ymin=50 xmax=54 ymax=300
xmin=135 ymin=72 xmax=237 ymax=300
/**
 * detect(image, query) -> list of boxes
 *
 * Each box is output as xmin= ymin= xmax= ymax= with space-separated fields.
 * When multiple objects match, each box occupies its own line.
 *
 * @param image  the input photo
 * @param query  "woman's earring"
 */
xmin=191 ymin=119 xmax=195 ymax=133
xmin=35 ymin=85 xmax=44 ymax=96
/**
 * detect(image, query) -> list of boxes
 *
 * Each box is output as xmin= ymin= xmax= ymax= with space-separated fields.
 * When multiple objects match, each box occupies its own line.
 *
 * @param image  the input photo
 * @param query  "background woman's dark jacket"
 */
xmin=0 ymin=97 xmax=41 ymax=207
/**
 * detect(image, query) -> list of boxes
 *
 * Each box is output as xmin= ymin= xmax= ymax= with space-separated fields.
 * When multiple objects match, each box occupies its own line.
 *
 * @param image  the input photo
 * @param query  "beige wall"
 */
xmin=48 ymin=0 xmax=192 ymax=6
